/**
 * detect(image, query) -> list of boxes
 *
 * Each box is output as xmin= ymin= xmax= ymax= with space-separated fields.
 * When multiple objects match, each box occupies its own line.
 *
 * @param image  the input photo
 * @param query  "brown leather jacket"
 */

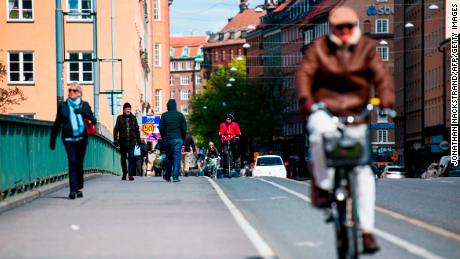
xmin=296 ymin=35 xmax=395 ymax=116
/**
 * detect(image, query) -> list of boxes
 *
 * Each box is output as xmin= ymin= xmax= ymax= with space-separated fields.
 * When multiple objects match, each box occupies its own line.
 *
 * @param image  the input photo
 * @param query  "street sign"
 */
xmin=142 ymin=122 xmax=154 ymax=135
xmin=142 ymin=115 xmax=160 ymax=125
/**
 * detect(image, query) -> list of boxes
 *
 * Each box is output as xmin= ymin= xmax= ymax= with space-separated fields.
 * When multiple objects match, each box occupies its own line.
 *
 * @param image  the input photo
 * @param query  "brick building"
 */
xmin=394 ymin=0 xmax=449 ymax=172
xmin=169 ymin=35 xmax=207 ymax=115
xmin=203 ymin=0 xmax=266 ymax=77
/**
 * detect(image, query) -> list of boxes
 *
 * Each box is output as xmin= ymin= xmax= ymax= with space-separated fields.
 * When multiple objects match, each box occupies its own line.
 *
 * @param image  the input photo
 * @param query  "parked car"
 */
xmin=421 ymin=163 xmax=439 ymax=178
xmin=381 ymin=165 xmax=406 ymax=179
xmin=439 ymin=156 xmax=460 ymax=177
xmin=252 ymin=155 xmax=287 ymax=178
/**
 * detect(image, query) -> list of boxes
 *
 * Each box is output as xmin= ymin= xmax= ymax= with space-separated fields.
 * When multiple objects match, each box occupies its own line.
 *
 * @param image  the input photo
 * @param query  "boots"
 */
xmin=362 ymin=233 xmax=380 ymax=254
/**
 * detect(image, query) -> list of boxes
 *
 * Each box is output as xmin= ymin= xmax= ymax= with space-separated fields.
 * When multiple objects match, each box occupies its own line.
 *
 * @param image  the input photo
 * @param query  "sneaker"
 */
xmin=68 ymin=192 xmax=76 ymax=200
xmin=76 ymin=191 xmax=83 ymax=198
xmin=173 ymin=177 xmax=181 ymax=182
xmin=163 ymin=175 xmax=171 ymax=182
xmin=362 ymin=233 xmax=380 ymax=254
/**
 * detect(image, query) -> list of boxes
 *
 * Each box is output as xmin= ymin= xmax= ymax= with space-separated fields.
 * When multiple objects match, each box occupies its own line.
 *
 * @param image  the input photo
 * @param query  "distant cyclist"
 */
xmin=296 ymin=6 xmax=395 ymax=254
xmin=218 ymin=113 xmax=242 ymax=175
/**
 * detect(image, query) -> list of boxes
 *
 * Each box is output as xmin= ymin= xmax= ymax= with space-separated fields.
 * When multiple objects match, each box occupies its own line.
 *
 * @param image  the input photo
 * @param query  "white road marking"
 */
xmin=373 ymin=229 xmax=445 ymax=259
xmin=439 ymin=181 xmax=454 ymax=183
xmin=375 ymin=206 xmax=460 ymax=242
xmin=293 ymin=241 xmax=323 ymax=247
xmin=257 ymin=178 xmax=447 ymax=259
xmin=206 ymin=177 xmax=277 ymax=259
xmin=70 ymin=224 xmax=80 ymax=231
xmin=270 ymin=196 xmax=288 ymax=200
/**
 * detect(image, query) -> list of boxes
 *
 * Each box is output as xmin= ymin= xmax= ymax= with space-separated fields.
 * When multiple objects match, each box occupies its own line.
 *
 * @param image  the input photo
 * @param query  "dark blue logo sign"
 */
xmin=367 ymin=5 xmax=378 ymax=16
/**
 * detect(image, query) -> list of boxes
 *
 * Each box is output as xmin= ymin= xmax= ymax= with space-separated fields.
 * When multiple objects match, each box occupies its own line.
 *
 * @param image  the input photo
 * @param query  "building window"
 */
xmin=195 ymin=62 xmax=201 ymax=70
xmin=180 ymin=76 xmax=189 ymax=85
xmin=153 ymin=0 xmax=160 ymax=20
xmin=186 ymin=62 xmax=192 ymax=70
xmin=230 ymin=49 xmax=234 ymax=59
xmin=377 ymin=130 xmax=388 ymax=143
xmin=68 ymin=52 xmax=93 ymax=83
xmin=377 ymin=108 xmax=388 ymax=122
xmin=177 ymin=62 xmax=183 ymax=71
xmin=376 ymin=19 xmax=389 ymax=33
xmin=182 ymin=47 xmax=189 ymax=57
xmin=180 ymin=90 xmax=189 ymax=100
xmin=8 ymin=51 xmax=34 ymax=84
xmin=237 ymin=48 xmax=242 ymax=57
xmin=221 ymin=50 xmax=226 ymax=61
xmin=155 ymin=89 xmax=162 ymax=113
xmin=214 ymin=51 xmax=218 ymax=61
xmin=363 ymin=20 xmax=371 ymax=34
xmin=170 ymin=62 xmax=175 ymax=71
xmin=67 ymin=0 xmax=92 ymax=21
xmin=170 ymin=47 xmax=174 ymax=57
xmin=170 ymin=76 xmax=174 ymax=86
xmin=196 ymin=75 xmax=202 ymax=85
xmin=7 ymin=0 xmax=33 ymax=21
xmin=377 ymin=46 xmax=389 ymax=61
xmin=154 ymin=43 xmax=162 ymax=67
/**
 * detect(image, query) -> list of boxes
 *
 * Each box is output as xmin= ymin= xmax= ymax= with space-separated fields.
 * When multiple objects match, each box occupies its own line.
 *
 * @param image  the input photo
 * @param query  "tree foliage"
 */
xmin=0 ymin=61 xmax=26 ymax=112
xmin=188 ymin=58 xmax=292 ymax=150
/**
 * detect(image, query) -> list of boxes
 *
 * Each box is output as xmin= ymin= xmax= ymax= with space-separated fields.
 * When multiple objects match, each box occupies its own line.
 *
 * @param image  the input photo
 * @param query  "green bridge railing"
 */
xmin=0 ymin=115 xmax=121 ymax=199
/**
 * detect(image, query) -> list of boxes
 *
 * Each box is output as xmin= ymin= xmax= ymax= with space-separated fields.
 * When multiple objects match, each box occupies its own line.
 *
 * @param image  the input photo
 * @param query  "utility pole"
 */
xmin=93 ymin=0 xmax=100 ymax=120
xmin=55 ymin=0 xmax=64 ymax=105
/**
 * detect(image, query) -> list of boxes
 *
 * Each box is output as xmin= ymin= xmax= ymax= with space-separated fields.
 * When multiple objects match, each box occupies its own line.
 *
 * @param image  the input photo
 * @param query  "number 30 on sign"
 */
xmin=142 ymin=122 xmax=154 ymax=135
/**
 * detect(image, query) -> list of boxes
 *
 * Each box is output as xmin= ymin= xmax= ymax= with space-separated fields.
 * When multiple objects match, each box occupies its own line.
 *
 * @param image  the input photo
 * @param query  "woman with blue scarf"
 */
xmin=50 ymin=82 xmax=97 ymax=200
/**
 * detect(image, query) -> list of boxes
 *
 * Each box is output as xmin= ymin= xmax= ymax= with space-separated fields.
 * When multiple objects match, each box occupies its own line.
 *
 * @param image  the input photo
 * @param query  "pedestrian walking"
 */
xmin=159 ymin=99 xmax=187 ymax=182
xmin=152 ymin=151 xmax=164 ymax=177
xmin=134 ymin=140 xmax=148 ymax=176
xmin=181 ymin=134 xmax=196 ymax=176
xmin=49 ymin=82 xmax=96 ymax=200
xmin=113 ymin=102 xmax=141 ymax=181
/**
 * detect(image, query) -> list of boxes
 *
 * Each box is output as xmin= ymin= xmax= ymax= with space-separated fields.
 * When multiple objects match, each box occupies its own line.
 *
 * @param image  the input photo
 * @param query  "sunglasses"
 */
xmin=335 ymin=23 xmax=356 ymax=30
xmin=68 ymin=89 xmax=79 ymax=93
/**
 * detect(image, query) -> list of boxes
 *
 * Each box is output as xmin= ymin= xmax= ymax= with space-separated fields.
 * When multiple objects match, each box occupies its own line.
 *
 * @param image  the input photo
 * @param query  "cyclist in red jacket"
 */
xmin=218 ymin=113 xmax=241 ymax=177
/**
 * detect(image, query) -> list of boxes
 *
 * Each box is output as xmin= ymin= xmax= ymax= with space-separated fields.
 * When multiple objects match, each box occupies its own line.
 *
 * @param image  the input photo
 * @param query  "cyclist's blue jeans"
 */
xmin=307 ymin=110 xmax=375 ymax=232
xmin=164 ymin=139 xmax=183 ymax=179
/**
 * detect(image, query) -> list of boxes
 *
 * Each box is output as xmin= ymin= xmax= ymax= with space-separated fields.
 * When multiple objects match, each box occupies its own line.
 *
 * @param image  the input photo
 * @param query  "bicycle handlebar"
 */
xmin=311 ymin=100 xmax=396 ymax=124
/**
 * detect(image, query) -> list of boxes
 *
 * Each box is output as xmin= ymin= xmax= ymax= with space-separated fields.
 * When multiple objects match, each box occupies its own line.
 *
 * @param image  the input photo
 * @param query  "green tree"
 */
xmin=188 ymin=58 xmax=290 ymax=150
xmin=0 ymin=61 xmax=26 ymax=112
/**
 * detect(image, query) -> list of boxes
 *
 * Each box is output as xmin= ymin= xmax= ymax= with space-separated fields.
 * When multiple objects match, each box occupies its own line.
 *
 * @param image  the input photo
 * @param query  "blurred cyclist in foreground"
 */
xmin=296 ymin=6 xmax=395 ymax=254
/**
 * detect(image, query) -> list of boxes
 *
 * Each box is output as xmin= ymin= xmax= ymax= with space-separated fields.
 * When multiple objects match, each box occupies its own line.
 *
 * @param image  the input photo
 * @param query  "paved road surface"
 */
xmin=1 ymin=175 xmax=459 ymax=259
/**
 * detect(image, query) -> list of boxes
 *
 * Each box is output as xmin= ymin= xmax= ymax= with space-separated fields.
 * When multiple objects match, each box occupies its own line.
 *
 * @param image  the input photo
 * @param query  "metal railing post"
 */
xmin=55 ymin=0 xmax=64 ymax=105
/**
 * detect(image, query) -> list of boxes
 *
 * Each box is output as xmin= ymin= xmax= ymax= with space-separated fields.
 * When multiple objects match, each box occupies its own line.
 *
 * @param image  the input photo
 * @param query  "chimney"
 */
xmin=239 ymin=0 xmax=249 ymax=13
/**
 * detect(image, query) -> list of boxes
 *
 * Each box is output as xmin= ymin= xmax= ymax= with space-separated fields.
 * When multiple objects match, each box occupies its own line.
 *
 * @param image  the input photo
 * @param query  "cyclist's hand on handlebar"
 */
xmin=299 ymin=97 xmax=314 ymax=114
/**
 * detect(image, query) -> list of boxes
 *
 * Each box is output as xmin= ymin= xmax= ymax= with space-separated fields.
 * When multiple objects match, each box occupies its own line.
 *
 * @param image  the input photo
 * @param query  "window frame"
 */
xmin=66 ymin=0 xmax=93 ymax=22
xmin=7 ymin=51 xmax=35 ymax=85
xmin=7 ymin=0 xmax=34 ymax=22
xmin=180 ymin=75 xmax=189 ymax=86
xmin=375 ymin=19 xmax=389 ymax=34
xmin=154 ymin=43 xmax=162 ymax=67
xmin=180 ymin=90 xmax=189 ymax=100
xmin=67 ymin=51 xmax=94 ymax=84
xmin=377 ymin=46 xmax=389 ymax=61
xmin=155 ymin=89 xmax=162 ymax=113
xmin=377 ymin=129 xmax=389 ymax=143
xmin=153 ymin=0 xmax=161 ymax=21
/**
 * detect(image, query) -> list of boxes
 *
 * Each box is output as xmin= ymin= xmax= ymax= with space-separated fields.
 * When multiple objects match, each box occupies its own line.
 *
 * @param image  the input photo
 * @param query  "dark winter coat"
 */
xmin=50 ymin=100 xmax=97 ymax=148
xmin=114 ymin=113 xmax=141 ymax=147
xmin=158 ymin=99 xmax=187 ymax=141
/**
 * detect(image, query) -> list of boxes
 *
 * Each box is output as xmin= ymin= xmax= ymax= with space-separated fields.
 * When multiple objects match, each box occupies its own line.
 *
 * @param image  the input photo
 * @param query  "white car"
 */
xmin=252 ymin=155 xmax=287 ymax=178
xmin=381 ymin=165 xmax=406 ymax=179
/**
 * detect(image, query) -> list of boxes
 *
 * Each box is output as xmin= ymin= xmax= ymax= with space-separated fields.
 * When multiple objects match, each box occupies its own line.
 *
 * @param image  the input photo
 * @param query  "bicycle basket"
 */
xmin=323 ymin=130 xmax=370 ymax=167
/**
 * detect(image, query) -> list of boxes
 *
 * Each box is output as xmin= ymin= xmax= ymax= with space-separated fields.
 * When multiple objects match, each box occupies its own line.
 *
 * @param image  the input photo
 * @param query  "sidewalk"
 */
xmin=0 ymin=176 xmax=259 ymax=259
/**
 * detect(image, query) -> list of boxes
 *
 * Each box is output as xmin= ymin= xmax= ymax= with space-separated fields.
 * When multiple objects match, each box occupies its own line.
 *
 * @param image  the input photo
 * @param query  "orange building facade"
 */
xmin=0 ymin=0 xmax=172 ymax=136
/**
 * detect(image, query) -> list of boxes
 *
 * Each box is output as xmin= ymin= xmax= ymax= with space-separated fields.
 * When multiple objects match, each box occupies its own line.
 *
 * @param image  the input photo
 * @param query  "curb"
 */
xmin=0 ymin=173 xmax=102 ymax=215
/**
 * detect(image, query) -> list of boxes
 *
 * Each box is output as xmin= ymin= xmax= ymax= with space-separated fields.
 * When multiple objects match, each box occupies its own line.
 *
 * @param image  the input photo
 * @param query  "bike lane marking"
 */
xmin=266 ymin=177 xmax=460 ymax=243
xmin=257 ymin=178 xmax=446 ymax=259
xmin=206 ymin=177 xmax=277 ymax=259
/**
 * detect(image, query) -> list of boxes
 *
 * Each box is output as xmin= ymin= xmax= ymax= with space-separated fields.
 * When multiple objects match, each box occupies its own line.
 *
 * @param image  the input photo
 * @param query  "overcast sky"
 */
xmin=170 ymin=0 xmax=265 ymax=36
